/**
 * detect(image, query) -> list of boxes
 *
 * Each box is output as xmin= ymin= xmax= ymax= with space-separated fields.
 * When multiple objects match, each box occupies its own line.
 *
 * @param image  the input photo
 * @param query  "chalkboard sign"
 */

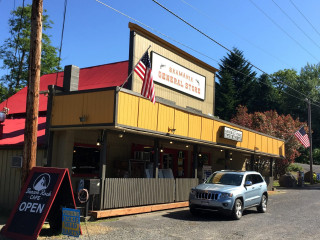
xmin=0 ymin=167 xmax=79 ymax=240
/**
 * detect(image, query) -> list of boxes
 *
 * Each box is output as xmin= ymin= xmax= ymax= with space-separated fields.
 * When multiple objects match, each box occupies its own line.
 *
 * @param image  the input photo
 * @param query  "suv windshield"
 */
xmin=205 ymin=172 xmax=244 ymax=186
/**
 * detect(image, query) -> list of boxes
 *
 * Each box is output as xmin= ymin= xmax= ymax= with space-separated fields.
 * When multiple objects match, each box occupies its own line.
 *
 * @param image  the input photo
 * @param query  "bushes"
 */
xmin=286 ymin=163 xmax=303 ymax=172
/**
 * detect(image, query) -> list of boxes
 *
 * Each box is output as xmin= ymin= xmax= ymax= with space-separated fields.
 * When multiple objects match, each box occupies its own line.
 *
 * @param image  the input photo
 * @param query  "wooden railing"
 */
xmin=102 ymin=178 xmax=199 ymax=210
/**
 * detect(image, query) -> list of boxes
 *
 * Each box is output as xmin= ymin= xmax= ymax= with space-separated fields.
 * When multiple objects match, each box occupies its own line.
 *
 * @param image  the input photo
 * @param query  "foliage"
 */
xmin=0 ymin=4 xmax=61 ymax=99
xmin=286 ymin=163 xmax=303 ymax=172
xmin=215 ymin=48 xmax=256 ymax=120
xmin=231 ymin=106 xmax=306 ymax=176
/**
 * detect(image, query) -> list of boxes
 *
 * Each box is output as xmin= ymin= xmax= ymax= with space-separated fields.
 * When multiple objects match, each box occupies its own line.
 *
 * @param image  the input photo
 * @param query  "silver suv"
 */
xmin=189 ymin=170 xmax=268 ymax=220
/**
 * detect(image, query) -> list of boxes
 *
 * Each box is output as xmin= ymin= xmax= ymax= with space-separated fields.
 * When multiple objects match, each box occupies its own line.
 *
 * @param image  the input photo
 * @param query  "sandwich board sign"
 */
xmin=0 ymin=167 xmax=80 ymax=240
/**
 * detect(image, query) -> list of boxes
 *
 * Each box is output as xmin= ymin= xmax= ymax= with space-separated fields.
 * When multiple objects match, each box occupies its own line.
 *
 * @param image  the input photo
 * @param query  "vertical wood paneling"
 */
xmin=201 ymin=117 xmax=213 ymax=142
xmin=240 ymin=129 xmax=249 ymax=149
xmin=51 ymin=95 xmax=83 ymax=126
xmin=273 ymin=139 xmax=278 ymax=155
xmin=84 ymin=91 xmax=115 ymax=124
xmin=255 ymin=134 xmax=262 ymax=152
xmin=175 ymin=178 xmax=199 ymax=202
xmin=103 ymin=178 xmax=175 ymax=209
xmin=174 ymin=109 xmax=189 ymax=137
xmin=278 ymin=141 xmax=285 ymax=156
xmin=157 ymin=105 xmax=174 ymax=133
xmin=0 ymin=149 xmax=45 ymax=212
xmin=138 ymin=98 xmax=158 ymax=131
xmin=188 ymin=114 xmax=201 ymax=139
xmin=117 ymin=92 xmax=139 ymax=127
xmin=268 ymin=137 xmax=273 ymax=155
xmin=261 ymin=136 xmax=268 ymax=153
xmin=248 ymin=132 xmax=256 ymax=150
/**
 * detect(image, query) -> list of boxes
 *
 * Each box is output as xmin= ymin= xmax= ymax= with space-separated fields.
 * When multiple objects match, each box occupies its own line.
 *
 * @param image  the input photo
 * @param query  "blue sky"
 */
xmin=1 ymin=0 xmax=320 ymax=78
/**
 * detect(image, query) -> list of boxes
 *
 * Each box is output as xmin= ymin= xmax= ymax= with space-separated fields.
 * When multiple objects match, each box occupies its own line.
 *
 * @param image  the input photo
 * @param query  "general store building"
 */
xmin=0 ymin=23 xmax=285 ymax=215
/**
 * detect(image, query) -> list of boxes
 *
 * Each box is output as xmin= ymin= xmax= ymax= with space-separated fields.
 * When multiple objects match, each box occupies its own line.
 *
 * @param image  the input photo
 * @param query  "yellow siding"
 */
xmin=118 ymin=92 xmax=139 ymax=127
xmin=261 ymin=136 xmax=268 ymax=153
xmin=240 ymin=129 xmax=249 ymax=149
xmin=255 ymin=134 xmax=262 ymax=152
xmin=157 ymin=104 xmax=174 ymax=133
xmin=273 ymin=139 xmax=278 ymax=155
xmin=248 ymin=132 xmax=256 ymax=150
xmin=83 ymin=91 xmax=114 ymax=124
xmin=174 ymin=109 xmax=188 ymax=137
xmin=201 ymin=117 xmax=213 ymax=142
xmin=52 ymin=91 xmax=115 ymax=126
xmin=52 ymin=94 xmax=83 ymax=126
xmin=277 ymin=140 xmax=285 ymax=156
xmin=51 ymin=90 xmax=285 ymax=158
xmin=188 ymin=114 xmax=201 ymax=139
xmin=268 ymin=137 xmax=273 ymax=155
xmin=138 ymin=98 xmax=158 ymax=131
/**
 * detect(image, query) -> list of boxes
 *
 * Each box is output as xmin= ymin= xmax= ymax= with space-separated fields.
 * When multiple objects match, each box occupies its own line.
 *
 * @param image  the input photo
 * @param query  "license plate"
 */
xmin=201 ymin=200 xmax=209 ymax=205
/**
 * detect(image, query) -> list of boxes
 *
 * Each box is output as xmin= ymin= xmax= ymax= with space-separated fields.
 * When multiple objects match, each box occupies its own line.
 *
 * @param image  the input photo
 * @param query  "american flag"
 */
xmin=134 ymin=52 xmax=155 ymax=104
xmin=294 ymin=126 xmax=310 ymax=148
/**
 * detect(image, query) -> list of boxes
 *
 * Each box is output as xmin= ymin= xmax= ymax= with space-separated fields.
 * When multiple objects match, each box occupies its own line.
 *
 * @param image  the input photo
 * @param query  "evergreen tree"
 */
xmin=215 ymin=48 xmax=256 ymax=120
xmin=249 ymin=73 xmax=279 ymax=112
xmin=0 ymin=5 xmax=61 ymax=98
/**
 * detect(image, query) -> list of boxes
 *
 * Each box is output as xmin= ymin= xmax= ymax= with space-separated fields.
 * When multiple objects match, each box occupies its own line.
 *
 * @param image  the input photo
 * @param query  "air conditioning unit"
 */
xmin=11 ymin=156 xmax=23 ymax=168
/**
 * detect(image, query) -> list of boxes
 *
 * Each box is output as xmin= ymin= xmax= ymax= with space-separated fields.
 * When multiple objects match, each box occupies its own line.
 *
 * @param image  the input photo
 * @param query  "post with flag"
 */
xmin=134 ymin=51 xmax=155 ymax=104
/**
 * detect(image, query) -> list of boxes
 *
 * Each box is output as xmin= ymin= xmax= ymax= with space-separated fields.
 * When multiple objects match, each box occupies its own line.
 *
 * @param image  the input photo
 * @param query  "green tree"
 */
xmin=0 ymin=4 xmax=61 ymax=98
xmin=250 ymin=73 xmax=279 ymax=112
xmin=215 ymin=48 xmax=256 ymax=120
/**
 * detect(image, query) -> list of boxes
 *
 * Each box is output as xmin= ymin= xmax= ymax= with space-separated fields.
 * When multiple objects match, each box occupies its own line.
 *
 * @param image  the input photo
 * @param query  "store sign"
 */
xmin=222 ymin=126 xmax=243 ymax=142
xmin=1 ymin=167 xmax=79 ymax=240
xmin=62 ymin=208 xmax=81 ymax=237
xmin=151 ymin=52 xmax=206 ymax=100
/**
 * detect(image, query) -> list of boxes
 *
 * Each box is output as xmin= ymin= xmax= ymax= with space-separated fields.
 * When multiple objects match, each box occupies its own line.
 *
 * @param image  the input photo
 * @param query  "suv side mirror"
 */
xmin=245 ymin=181 xmax=253 ymax=186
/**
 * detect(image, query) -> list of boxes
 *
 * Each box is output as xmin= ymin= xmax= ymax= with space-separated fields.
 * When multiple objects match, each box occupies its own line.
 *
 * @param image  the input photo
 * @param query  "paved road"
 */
xmin=1 ymin=188 xmax=320 ymax=239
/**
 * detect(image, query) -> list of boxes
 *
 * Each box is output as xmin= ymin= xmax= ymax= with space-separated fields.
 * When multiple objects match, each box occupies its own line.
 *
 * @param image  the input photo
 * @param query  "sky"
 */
xmin=1 ymin=0 xmax=320 ymax=78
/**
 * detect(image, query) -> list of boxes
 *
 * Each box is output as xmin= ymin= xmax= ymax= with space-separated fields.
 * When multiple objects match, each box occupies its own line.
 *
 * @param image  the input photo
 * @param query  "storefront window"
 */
xmin=72 ymin=145 xmax=100 ymax=177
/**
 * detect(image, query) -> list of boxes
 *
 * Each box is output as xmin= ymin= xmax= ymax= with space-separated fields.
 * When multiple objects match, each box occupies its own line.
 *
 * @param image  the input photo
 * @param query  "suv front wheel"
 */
xmin=232 ymin=198 xmax=243 ymax=220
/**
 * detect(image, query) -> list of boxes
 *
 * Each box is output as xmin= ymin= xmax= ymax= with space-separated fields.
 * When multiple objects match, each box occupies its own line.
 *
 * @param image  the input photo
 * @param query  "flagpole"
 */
xmin=307 ymin=98 xmax=313 ymax=184
xmin=118 ymin=45 xmax=151 ymax=92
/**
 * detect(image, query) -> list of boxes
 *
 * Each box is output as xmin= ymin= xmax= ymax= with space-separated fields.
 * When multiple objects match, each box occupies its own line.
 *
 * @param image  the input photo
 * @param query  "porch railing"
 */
xmin=102 ymin=178 xmax=199 ymax=210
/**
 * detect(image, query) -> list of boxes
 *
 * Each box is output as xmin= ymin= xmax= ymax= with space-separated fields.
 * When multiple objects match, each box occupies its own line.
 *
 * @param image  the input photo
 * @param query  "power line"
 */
xmin=151 ymin=0 xmax=316 ymax=104
xmin=94 ymin=0 xmax=320 ymax=111
xmin=289 ymin=0 xmax=320 ymax=39
xmin=179 ymin=0 xmax=292 ymax=68
xmin=271 ymin=0 xmax=320 ymax=51
xmin=248 ymin=0 xmax=319 ymax=62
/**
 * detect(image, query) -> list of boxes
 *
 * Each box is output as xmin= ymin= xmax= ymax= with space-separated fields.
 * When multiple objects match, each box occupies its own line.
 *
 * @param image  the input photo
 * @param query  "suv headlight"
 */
xmin=190 ymin=188 xmax=197 ymax=195
xmin=219 ymin=192 xmax=233 ymax=199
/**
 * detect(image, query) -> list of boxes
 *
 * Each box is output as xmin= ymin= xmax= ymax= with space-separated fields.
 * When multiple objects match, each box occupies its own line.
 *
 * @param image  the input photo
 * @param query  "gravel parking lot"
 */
xmin=1 ymin=187 xmax=320 ymax=240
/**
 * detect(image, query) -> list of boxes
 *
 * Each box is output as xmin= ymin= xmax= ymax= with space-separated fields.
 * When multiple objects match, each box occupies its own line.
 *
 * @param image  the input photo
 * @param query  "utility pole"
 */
xmin=307 ymin=99 xmax=313 ymax=184
xmin=21 ymin=0 xmax=43 ymax=185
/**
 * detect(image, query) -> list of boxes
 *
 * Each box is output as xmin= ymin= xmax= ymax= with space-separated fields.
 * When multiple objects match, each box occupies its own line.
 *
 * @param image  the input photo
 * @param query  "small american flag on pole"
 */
xmin=295 ymin=126 xmax=310 ymax=148
xmin=134 ymin=51 xmax=155 ymax=104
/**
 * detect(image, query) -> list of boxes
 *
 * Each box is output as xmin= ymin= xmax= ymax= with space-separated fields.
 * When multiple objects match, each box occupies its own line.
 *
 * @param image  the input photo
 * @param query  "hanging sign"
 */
xmin=151 ymin=52 xmax=206 ymax=100
xmin=222 ymin=126 xmax=243 ymax=142
xmin=1 ymin=167 xmax=79 ymax=240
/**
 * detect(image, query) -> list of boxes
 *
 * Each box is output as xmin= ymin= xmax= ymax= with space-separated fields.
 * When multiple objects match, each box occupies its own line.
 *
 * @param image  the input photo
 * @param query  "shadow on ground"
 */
xmin=162 ymin=208 xmax=261 ymax=222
